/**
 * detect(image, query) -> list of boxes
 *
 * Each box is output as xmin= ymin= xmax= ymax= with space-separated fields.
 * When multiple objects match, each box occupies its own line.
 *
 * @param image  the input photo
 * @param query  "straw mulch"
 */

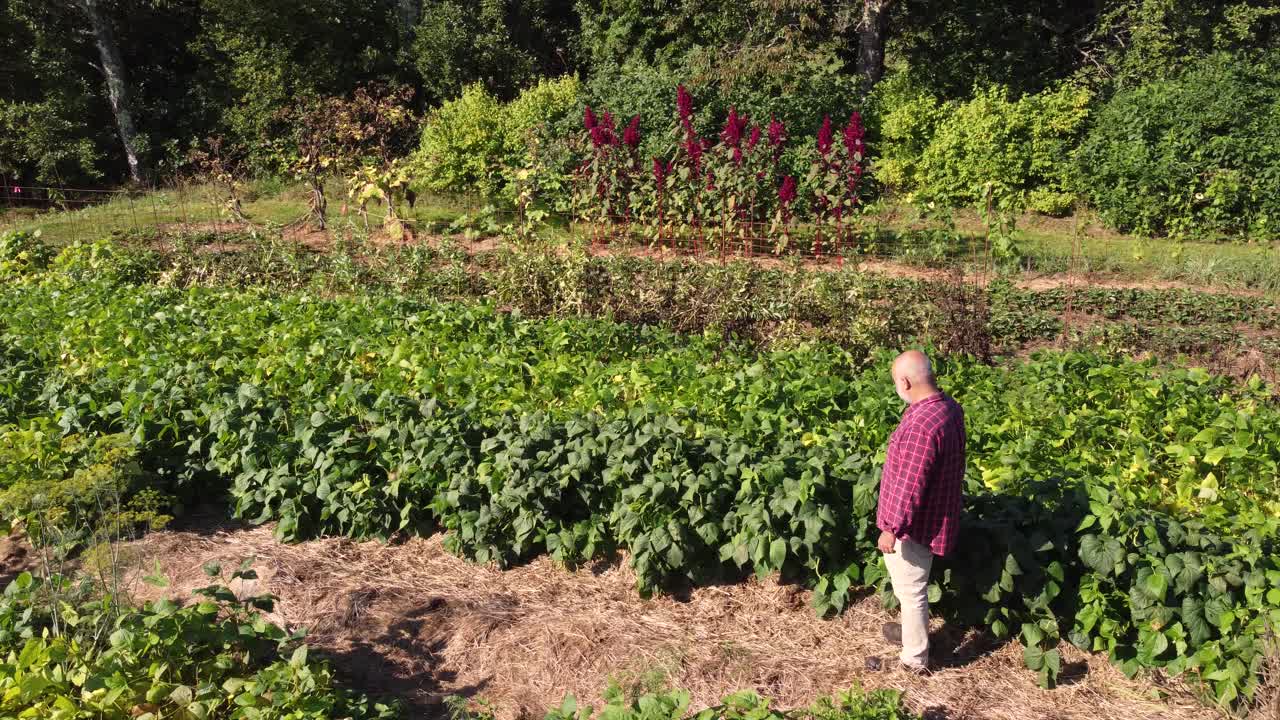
xmin=123 ymin=523 xmax=1267 ymax=720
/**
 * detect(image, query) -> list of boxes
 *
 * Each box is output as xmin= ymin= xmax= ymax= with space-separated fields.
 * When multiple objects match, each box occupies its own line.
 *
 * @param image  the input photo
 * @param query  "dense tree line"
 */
xmin=2 ymin=0 xmax=1277 ymax=236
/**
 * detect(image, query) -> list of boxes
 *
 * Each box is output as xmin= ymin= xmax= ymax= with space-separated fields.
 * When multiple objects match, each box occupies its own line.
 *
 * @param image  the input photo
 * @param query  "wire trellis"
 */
xmin=0 ymin=181 xmax=246 ymax=244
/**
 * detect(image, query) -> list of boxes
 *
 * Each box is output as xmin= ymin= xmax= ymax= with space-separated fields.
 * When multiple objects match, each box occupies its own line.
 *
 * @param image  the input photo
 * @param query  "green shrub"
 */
xmin=920 ymin=84 xmax=1091 ymax=212
xmin=501 ymin=75 xmax=582 ymax=160
xmin=0 ymin=229 xmax=54 ymax=277
xmin=499 ymin=75 xmax=583 ymax=209
xmin=0 ymin=569 xmax=400 ymax=719
xmin=869 ymin=74 xmax=947 ymax=194
xmin=414 ymin=76 xmax=581 ymax=203
xmin=875 ymin=80 xmax=1091 ymax=214
xmin=0 ymin=421 xmax=171 ymax=551
xmin=49 ymin=238 xmax=161 ymax=285
xmin=1076 ymin=51 xmax=1280 ymax=239
xmin=414 ymin=83 xmax=506 ymax=197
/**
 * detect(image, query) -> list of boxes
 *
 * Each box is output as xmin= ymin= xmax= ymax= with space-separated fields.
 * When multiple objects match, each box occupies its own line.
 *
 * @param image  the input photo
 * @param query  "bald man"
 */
xmin=876 ymin=350 xmax=966 ymax=674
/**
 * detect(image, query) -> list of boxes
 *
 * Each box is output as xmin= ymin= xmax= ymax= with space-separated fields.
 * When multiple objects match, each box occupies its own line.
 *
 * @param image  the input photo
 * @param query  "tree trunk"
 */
xmin=857 ymin=0 xmax=891 ymax=90
xmin=79 ymin=0 xmax=148 ymax=184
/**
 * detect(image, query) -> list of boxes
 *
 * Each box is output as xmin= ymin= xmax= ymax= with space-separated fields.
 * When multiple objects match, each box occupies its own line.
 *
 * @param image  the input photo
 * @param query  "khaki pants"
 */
xmin=884 ymin=538 xmax=934 ymax=668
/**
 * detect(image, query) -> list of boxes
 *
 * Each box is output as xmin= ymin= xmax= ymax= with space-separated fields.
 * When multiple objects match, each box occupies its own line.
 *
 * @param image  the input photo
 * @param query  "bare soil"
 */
xmin=123 ymin=522 xmax=1233 ymax=720
xmin=0 ymin=527 xmax=34 ymax=587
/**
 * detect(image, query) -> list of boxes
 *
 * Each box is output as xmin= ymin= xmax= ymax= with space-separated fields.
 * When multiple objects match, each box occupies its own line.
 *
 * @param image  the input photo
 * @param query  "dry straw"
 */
xmin=118 ymin=522 xmax=1255 ymax=720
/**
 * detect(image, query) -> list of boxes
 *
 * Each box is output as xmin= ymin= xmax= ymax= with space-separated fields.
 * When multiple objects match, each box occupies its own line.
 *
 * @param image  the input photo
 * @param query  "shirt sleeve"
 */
xmin=877 ymin=424 xmax=940 ymax=538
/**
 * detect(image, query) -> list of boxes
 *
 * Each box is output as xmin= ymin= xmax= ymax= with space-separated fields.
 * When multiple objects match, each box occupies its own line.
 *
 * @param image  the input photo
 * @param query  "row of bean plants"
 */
xmin=0 ymin=568 xmax=399 ymax=719
xmin=1 ymin=238 xmax=1278 ymax=707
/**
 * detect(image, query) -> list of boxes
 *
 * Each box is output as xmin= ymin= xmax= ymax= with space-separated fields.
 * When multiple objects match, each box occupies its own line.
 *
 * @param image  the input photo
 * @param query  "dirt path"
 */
xmin=122 ymin=522 xmax=1227 ymax=720
xmin=456 ymin=235 xmax=1271 ymax=299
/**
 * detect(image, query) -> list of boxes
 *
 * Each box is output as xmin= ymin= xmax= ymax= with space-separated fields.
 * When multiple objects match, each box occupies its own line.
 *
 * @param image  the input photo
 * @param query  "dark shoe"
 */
xmin=882 ymin=622 xmax=902 ymax=646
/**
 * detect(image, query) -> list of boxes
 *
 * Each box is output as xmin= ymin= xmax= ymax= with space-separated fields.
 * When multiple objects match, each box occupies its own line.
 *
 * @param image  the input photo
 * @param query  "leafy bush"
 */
xmin=414 ymin=84 xmax=507 ymax=197
xmin=0 ymin=230 xmax=53 ymax=277
xmin=0 ymin=421 xmax=171 ymax=551
xmin=875 ymin=81 xmax=1091 ymax=214
xmin=501 ymin=76 xmax=582 ymax=160
xmin=0 ymin=568 xmax=400 ymax=719
xmin=414 ymin=76 xmax=581 ymax=203
xmin=1076 ymin=51 xmax=1280 ymax=238
xmin=867 ymin=75 xmax=947 ymax=195
xmin=50 ymin=238 xmax=161 ymax=285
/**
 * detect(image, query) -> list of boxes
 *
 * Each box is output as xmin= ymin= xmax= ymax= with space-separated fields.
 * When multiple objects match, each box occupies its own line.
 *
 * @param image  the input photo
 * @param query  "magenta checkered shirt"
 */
xmin=876 ymin=392 xmax=966 ymax=557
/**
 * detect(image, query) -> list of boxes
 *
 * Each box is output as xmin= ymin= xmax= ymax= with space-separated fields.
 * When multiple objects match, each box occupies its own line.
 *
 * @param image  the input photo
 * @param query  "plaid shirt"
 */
xmin=876 ymin=392 xmax=966 ymax=557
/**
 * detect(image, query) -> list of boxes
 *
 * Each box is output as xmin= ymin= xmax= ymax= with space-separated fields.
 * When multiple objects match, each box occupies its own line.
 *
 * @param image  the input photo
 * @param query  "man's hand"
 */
xmin=878 ymin=530 xmax=896 ymax=554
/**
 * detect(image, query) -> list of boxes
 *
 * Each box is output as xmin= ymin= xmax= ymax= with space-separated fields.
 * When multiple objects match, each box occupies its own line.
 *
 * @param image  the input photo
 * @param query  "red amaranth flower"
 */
xmin=768 ymin=117 xmax=786 ymax=147
xmin=778 ymin=175 xmax=797 ymax=205
xmin=817 ymin=115 xmax=833 ymax=158
xmin=720 ymin=108 xmax=749 ymax=147
xmin=653 ymin=157 xmax=668 ymax=183
xmin=843 ymin=111 xmax=865 ymax=159
xmin=584 ymin=106 xmax=597 ymax=132
xmin=677 ymin=85 xmax=694 ymax=131
xmin=747 ymin=125 xmax=762 ymax=151
xmin=623 ymin=115 xmax=641 ymax=150
xmin=843 ymin=111 xmax=866 ymax=192
xmin=590 ymin=111 xmax=619 ymax=148
xmin=684 ymin=134 xmax=704 ymax=174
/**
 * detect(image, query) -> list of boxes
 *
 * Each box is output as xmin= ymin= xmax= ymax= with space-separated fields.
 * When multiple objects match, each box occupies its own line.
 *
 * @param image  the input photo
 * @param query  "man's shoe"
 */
xmin=900 ymin=662 xmax=933 ymax=677
xmin=882 ymin=622 xmax=902 ymax=646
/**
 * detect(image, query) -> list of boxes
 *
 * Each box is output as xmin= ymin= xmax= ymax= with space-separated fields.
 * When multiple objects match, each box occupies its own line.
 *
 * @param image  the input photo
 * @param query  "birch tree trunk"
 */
xmin=78 ymin=0 xmax=148 ymax=183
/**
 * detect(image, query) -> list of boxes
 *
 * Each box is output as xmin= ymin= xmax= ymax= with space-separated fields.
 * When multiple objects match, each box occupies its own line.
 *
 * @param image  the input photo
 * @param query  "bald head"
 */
xmin=891 ymin=350 xmax=939 ymax=404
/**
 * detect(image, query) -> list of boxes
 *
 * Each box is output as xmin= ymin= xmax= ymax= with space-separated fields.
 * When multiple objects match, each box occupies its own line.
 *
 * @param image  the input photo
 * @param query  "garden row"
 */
xmin=96 ymin=229 xmax=1280 ymax=372
xmin=1 ymin=237 xmax=1277 ymax=706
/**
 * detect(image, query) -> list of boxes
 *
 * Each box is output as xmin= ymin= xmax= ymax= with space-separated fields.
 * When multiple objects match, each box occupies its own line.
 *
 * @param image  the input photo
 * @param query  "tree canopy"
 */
xmin=1 ymin=0 xmax=1277 ymax=188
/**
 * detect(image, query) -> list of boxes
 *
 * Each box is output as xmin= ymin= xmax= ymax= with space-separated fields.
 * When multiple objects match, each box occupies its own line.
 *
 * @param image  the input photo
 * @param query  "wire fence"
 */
xmin=0 ymin=182 xmax=253 ymax=244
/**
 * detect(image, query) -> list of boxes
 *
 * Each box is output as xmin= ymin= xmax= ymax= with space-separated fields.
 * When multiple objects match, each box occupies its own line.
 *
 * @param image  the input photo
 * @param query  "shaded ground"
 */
xmin=122 ymin=522 xmax=1228 ymax=720
xmin=0 ymin=527 xmax=33 ymax=586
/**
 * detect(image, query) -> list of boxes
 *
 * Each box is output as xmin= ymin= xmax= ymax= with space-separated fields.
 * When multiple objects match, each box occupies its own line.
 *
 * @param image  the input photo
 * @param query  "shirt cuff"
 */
xmin=877 ymin=519 xmax=905 ymax=537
